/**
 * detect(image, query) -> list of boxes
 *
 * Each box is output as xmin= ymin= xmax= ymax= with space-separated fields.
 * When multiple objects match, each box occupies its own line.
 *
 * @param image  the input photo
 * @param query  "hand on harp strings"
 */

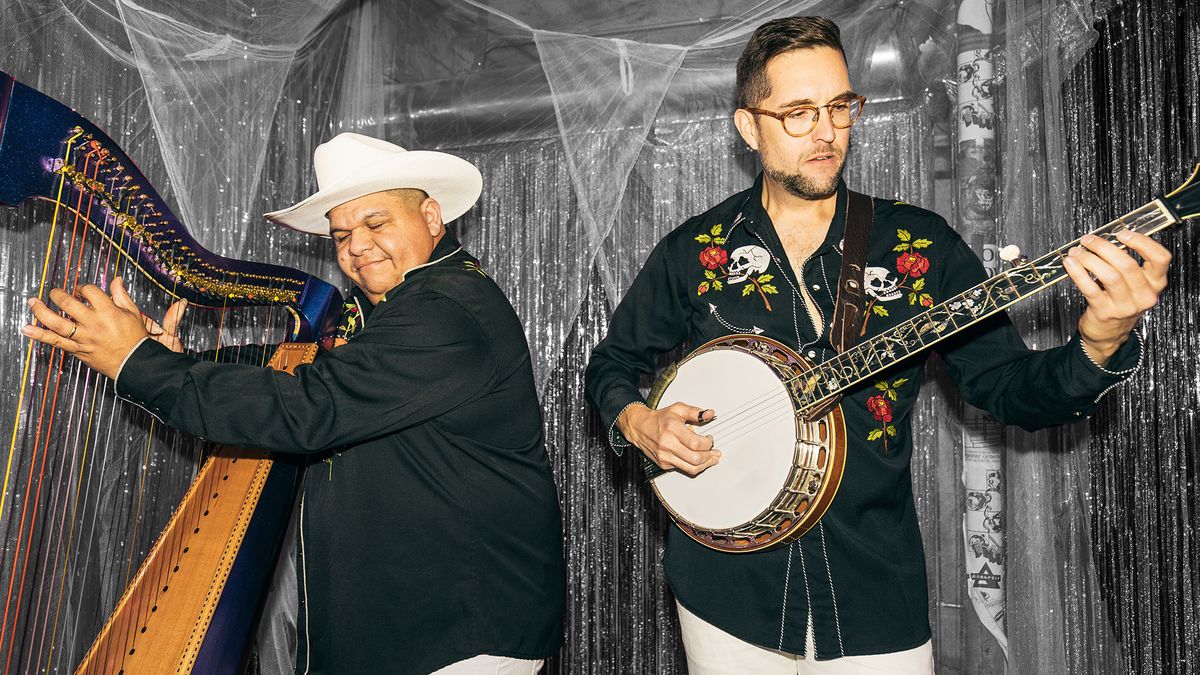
xmin=21 ymin=277 xmax=185 ymax=379
xmin=0 ymin=70 xmax=345 ymax=674
xmin=139 ymin=291 xmax=189 ymax=353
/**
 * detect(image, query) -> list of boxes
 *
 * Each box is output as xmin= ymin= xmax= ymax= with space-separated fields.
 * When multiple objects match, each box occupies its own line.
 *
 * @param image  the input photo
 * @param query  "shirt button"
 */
xmin=807 ymin=350 xmax=817 ymax=358
xmin=812 ymin=284 xmax=821 ymax=291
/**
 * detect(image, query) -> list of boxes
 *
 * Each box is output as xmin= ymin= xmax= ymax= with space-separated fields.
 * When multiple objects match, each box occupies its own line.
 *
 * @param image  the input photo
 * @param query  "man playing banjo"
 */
xmin=585 ymin=16 xmax=1170 ymax=674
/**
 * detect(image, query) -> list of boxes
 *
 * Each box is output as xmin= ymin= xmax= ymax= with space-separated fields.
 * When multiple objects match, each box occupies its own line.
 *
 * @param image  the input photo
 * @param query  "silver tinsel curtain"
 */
xmin=0 ymin=0 xmax=1194 ymax=673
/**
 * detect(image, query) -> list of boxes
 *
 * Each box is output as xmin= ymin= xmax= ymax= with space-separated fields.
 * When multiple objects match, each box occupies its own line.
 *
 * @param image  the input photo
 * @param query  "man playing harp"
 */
xmin=23 ymin=133 xmax=566 ymax=674
xmin=585 ymin=16 xmax=1170 ymax=674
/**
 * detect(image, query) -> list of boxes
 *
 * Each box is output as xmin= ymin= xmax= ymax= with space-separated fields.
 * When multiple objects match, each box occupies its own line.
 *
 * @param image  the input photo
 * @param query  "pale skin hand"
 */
xmin=617 ymin=401 xmax=721 ymax=476
xmin=20 ymin=278 xmax=187 ymax=380
xmin=1063 ymin=230 xmax=1171 ymax=366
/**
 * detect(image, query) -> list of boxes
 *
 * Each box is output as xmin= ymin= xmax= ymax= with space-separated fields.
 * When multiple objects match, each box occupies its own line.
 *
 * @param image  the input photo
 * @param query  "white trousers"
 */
xmin=429 ymin=654 xmax=544 ymax=674
xmin=677 ymin=602 xmax=934 ymax=674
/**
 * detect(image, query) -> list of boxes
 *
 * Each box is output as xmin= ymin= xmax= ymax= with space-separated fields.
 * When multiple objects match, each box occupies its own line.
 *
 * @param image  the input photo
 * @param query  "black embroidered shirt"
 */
xmin=585 ymin=176 xmax=1139 ymax=658
xmin=117 ymin=232 xmax=566 ymax=674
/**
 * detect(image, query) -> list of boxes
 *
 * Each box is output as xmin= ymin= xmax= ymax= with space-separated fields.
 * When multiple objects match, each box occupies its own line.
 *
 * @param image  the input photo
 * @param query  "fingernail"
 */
xmin=19 ymin=326 xmax=31 ymax=336
xmin=25 ymin=298 xmax=34 ymax=308
xmin=1115 ymin=230 xmax=1132 ymax=241
xmin=1080 ymin=234 xmax=1095 ymax=244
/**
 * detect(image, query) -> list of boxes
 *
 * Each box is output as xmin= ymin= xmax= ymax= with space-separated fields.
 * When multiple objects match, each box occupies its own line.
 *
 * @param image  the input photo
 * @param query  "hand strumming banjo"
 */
xmin=644 ymin=166 xmax=1200 ymax=554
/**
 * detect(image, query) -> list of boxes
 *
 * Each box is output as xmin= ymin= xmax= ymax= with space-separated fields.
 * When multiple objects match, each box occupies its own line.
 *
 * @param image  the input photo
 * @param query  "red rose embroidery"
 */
xmin=699 ymin=246 xmax=728 ymax=270
xmin=920 ymin=295 xmax=934 ymax=307
xmin=867 ymin=394 xmax=893 ymax=423
xmin=896 ymin=251 xmax=930 ymax=277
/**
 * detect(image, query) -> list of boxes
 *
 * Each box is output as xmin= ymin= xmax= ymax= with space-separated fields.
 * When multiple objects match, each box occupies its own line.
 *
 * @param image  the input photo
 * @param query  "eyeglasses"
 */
xmin=743 ymin=95 xmax=867 ymax=138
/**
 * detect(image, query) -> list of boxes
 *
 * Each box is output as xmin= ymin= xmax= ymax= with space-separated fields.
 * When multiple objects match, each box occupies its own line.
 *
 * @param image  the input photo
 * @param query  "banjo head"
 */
xmin=647 ymin=334 xmax=845 ymax=553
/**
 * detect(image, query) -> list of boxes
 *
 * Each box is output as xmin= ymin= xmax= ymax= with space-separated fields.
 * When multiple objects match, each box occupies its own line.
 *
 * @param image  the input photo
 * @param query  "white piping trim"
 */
xmin=112 ymin=336 xmax=151 ymax=392
xmin=798 ymin=541 xmax=812 ymax=655
xmin=607 ymin=400 xmax=643 ymax=452
xmin=1088 ymin=330 xmax=1144 ymax=405
xmin=707 ymin=303 xmax=763 ymax=335
xmin=394 ymin=246 xmax=464 ymax=287
xmin=818 ymin=523 xmax=846 ymax=656
xmin=300 ymin=493 xmax=311 ymax=674
xmin=778 ymin=542 xmax=794 ymax=650
xmin=1080 ymin=329 xmax=1142 ymax=377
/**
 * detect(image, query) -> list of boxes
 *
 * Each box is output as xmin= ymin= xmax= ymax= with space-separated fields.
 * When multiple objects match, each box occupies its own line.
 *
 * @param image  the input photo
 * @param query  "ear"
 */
xmin=420 ymin=197 xmax=444 ymax=237
xmin=733 ymin=108 xmax=761 ymax=151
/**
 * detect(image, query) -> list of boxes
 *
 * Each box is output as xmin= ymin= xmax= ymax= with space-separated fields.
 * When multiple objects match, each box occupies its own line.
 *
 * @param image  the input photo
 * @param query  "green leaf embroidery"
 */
xmin=761 ymin=284 xmax=779 ymax=294
xmin=909 ymin=294 xmax=918 ymax=305
xmin=712 ymin=237 xmax=727 ymax=245
xmin=705 ymin=270 xmax=716 ymax=280
xmin=887 ymin=390 xmax=898 ymax=401
xmin=711 ymin=224 xmax=723 ymax=236
xmin=695 ymin=234 xmax=712 ymax=244
xmin=742 ymin=285 xmax=754 ymax=297
xmin=912 ymin=238 xmax=933 ymax=249
xmin=872 ymin=305 xmax=889 ymax=317
xmin=886 ymin=425 xmax=897 ymax=437
xmin=712 ymin=280 xmax=724 ymax=291
xmin=893 ymin=243 xmax=910 ymax=252
xmin=867 ymin=429 xmax=884 ymax=441
xmin=911 ymin=278 xmax=925 ymax=291
xmin=897 ymin=229 xmax=911 ymax=242
xmin=697 ymin=282 xmax=710 ymax=295
xmin=892 ymin=378 xmax=909 ymax=387
xmin=757 ymin=274 xmax=774 ymax=283
xmin=874 ymin=382 xmax=889 ymax=391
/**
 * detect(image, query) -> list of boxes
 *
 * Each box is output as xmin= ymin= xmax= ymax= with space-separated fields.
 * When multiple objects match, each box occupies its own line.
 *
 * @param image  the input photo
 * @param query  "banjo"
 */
xmin=644 ymin=165 xmax=1200 ymax=554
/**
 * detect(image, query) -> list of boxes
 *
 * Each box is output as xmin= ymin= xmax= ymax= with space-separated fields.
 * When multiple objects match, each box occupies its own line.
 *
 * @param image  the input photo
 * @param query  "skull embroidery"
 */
xmin=727 ymin=245 xmax=771 ymax=284
xmin=864 ymin=266 xmax=901 ymax=302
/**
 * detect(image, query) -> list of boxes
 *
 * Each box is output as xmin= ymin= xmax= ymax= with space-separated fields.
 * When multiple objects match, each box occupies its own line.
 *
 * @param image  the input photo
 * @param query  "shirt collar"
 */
xmin=739 ymin=173 xmax=849 ymax=255
xmin=360 ymin=228 xmax=465 ymax=305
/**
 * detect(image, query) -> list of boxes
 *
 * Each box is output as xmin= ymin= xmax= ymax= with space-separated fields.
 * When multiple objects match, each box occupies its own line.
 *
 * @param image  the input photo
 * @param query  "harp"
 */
xmin=0 ymin=72 xmax=341 ymax=672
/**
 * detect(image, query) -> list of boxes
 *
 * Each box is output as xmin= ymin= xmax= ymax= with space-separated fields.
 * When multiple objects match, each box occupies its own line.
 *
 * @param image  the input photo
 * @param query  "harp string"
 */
xmin=0 ymin=104 xmax=331 ymax=670
xmin=0 ymin=134 xmax=94 ymax=671
xmin=0 ymin=134 xmax=244 ymax=670
xmin=8 ymin=142 xmax=120 ymax=670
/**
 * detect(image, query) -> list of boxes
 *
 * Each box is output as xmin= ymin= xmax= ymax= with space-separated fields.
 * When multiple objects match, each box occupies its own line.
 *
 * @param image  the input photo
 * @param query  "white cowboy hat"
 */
xmin=264 ymin=132 xmax=483 ymax=236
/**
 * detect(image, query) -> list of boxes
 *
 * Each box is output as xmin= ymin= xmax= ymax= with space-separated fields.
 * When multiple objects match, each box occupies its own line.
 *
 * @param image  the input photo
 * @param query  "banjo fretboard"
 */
xmin=793 ymin=190 xmax=1195 ymax=416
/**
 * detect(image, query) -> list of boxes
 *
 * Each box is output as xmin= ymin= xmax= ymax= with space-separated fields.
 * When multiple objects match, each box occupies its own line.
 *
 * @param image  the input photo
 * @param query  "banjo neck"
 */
xmin=795 ymin=167 xmax=1200 ymax=419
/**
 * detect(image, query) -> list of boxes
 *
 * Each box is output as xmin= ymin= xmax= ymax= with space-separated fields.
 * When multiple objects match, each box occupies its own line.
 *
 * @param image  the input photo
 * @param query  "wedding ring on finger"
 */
xmin=66 ymin=323 xmax=77 ymax=340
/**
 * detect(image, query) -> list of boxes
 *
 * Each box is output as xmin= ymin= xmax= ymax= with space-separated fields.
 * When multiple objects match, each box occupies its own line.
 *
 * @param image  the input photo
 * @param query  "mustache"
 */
xmin=805 ymin=144 xmax=842 ymax=160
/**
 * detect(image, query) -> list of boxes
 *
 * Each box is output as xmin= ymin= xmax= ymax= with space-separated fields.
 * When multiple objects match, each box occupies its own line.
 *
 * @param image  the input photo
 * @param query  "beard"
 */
xmin=763 ymin=144 xmax=846 ymax=200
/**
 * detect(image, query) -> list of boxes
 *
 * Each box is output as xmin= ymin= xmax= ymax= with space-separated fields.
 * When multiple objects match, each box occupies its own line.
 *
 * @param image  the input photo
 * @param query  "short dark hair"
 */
xmin=735 ymin=17 xmax=845 ymax=109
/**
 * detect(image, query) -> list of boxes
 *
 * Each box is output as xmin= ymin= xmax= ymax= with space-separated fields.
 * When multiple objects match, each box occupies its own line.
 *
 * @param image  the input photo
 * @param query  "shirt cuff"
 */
xmin=1067 ymin=329 xmax=1143 ymax=410
xmin=607 ymin=400 xmax=646 ymax=455
xmin=114 ymin=338 xmax=198 ymax=419
xmin=114 ymin=336 xmax=151 ymax=384
xmin=1076 ymin=329 xmax=1142 ymax=378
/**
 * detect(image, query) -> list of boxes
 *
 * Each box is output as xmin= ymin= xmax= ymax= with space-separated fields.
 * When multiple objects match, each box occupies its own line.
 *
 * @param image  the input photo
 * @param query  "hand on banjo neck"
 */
xmin=618 ymin=401 xmax=722 ymax=476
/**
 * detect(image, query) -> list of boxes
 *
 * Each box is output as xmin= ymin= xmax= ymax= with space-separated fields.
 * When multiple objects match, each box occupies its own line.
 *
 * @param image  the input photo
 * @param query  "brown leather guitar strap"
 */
xmin=829 ymin=190 xmax=874 ymax=353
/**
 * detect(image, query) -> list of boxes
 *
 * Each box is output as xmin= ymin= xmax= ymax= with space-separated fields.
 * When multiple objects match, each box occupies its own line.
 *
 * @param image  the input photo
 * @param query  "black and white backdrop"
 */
xmin=0 ymin=0 xmax=1194 ymax=672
